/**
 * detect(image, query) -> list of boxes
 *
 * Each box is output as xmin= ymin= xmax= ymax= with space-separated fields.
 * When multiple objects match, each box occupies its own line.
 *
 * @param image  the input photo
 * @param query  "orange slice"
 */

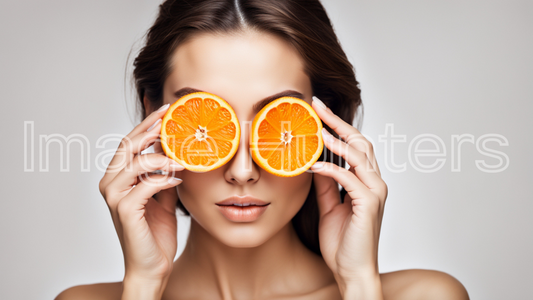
xmin=250 ymin=97 xmax=323 ymax=177
xmin=161 ymin=92 xmax=240 ymax=172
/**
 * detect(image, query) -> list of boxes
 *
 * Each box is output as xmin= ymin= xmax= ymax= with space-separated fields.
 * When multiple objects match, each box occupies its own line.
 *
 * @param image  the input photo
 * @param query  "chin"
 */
xmin=211 ymin=223 xmax=276 ymax=248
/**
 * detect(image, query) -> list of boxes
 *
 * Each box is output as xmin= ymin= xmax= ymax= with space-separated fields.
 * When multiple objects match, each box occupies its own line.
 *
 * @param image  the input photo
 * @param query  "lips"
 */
xmin=216 ymin=196 xmax=270 ymax=222
xmin=216 ymin=196 xmax=269 ymax=207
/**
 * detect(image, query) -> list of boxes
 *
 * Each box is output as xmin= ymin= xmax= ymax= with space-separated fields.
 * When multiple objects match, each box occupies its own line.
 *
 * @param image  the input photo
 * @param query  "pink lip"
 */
xmin=216 ymin=195 xmax=270 ymax=222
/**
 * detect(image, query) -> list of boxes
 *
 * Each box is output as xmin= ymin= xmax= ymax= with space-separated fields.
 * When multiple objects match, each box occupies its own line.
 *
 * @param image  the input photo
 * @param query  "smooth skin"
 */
xmin=56 ymin=30 xmax=469 ymax=300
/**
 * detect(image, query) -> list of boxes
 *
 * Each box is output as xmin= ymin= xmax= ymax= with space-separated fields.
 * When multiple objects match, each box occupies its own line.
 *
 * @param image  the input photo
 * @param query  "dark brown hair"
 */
xmin=133 ymin=0 xmax=362 ymax=256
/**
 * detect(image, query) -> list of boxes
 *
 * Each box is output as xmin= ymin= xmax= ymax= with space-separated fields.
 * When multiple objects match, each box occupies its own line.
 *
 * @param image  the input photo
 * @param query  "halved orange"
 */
xmin=161 ymin=92 xmax=240 ymax=172
xmin=250 ymin=97 xmax=323 ymax=177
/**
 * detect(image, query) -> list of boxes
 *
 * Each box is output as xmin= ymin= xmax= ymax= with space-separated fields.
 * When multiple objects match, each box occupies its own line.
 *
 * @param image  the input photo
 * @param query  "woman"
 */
xmin=57 ymin=0 xmax=469 ymax=299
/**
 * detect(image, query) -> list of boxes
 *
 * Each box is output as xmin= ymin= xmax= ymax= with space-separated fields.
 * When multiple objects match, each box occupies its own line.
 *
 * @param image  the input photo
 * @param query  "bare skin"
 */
xmin=56 ymin=31 xmax=469 ymax=300
xmin=56 ymin=270 xmax=468 ymax=300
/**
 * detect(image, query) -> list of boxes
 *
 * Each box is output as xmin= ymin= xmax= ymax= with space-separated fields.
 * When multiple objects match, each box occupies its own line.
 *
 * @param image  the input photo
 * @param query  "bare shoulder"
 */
xmin=380 ymin=269 xmax=469 ymax=300
xmin=55 ymin=281 xmax=122 ymax=300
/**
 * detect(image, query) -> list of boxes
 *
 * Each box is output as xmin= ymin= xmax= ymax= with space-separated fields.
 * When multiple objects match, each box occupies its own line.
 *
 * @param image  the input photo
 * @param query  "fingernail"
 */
xmin=169 ymin=161 xmax=184 ymax=169
xmin=168 ymin=177 xmax=182 ymax=184
xmin=322 ymin=128 xmax=336 ymax=143
xmin=157 ymin=103 xmax=170 ymax=112
xmin=311 ymin=162 xmax=324 ymax=169
xmin=312 ymin=96 xmax=330 ymax=112
xmin=147 ymin=119 xmax=162 ymax=132
xmin=155 ymin=170 xmax=170 ymax=176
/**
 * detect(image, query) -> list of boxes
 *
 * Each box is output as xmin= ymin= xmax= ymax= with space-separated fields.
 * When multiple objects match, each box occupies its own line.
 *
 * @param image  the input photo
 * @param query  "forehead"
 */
xmin=163 ymin=31 xmax=312 ymax=118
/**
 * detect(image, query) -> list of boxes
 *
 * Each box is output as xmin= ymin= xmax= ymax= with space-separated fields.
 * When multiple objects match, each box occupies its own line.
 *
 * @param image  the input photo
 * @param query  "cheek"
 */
xmin=271 ymin=172 xmax=314 ymax=218
xmin=175 ymin=178 xmax=223 ymax=236
xmin=174 ymin=171 xmax=221 ymax=214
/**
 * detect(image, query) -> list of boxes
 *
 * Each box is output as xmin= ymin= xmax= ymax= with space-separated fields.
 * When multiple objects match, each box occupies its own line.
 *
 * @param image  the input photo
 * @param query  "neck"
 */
xmin=174 ymin=218 xmax=328 ymax=299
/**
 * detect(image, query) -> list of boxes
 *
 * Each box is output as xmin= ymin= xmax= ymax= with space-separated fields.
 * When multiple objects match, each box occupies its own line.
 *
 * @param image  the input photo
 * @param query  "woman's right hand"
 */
xmin=98 ymin=104 xmax=184 ymax=296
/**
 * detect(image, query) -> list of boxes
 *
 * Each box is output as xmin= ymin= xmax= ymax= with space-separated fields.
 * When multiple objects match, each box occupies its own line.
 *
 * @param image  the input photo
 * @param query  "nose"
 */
xmin=224 ymin=120 xmax=260 ymax=185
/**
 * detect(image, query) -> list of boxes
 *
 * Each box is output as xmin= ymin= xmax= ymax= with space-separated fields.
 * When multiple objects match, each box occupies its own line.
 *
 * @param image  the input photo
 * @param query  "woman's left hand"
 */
xmin=310 ymin=97 xmax=387 ymax=299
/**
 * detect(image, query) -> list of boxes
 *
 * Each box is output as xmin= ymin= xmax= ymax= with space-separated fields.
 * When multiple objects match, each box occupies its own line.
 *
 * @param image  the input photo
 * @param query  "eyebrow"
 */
xmin=173 ymin=87 xmax=305 ymax=113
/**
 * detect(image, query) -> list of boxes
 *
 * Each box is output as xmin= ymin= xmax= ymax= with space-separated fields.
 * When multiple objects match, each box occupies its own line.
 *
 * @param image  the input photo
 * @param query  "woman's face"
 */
xmin=162 ymin=30 xmax=314 ymax=248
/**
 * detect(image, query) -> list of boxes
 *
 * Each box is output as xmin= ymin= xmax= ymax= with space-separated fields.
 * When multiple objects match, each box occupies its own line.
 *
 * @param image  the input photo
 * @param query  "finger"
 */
xmin=346 ymin=134 xmax=381 ymax=177
xmin=311 ymin=162 xmax=377 ymax=205
xmin=100 ymin=120 xmax=164 ymax=196
xmin=100 ymin=104 xmax=170 ymax=191
xmin=105 ymin=154 xmax=184 ymax=206
xmin=321 ymin=127 xmax=384 ymax=192
xmin=312 ymin=96 xmax=381 ymax=177
xmin=313 ymin=172 xmax=341 ymax=219
xmin=105 ymin=119 xmax=163 ymax=176
xmin=117 ymin=174 xmax=182 ymax=225
xmin=127 ymin=103 xmax=169 ymax=139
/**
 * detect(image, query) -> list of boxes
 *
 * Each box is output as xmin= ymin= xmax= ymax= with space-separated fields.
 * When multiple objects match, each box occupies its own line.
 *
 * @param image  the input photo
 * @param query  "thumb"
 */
xmin=313 ymin=172 xmax=341 ymax=218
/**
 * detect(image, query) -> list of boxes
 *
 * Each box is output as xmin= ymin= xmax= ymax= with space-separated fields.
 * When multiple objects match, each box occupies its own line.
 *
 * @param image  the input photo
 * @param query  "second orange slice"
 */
xmin=250 ymin=97 xmax=323 ymax=177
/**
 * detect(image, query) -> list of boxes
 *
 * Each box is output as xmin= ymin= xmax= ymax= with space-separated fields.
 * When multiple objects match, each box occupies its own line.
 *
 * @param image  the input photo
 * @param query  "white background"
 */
xmin=1 ymin=0 xmax=531 ymax=299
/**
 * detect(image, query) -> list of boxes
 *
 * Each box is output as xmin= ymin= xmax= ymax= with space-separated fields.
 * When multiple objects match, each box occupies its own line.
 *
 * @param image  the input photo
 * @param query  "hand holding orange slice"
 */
xmin=160 ymin=92 xmax=240 ymax=172
xmin=250 ymin=97 xmax=323 ymax=177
